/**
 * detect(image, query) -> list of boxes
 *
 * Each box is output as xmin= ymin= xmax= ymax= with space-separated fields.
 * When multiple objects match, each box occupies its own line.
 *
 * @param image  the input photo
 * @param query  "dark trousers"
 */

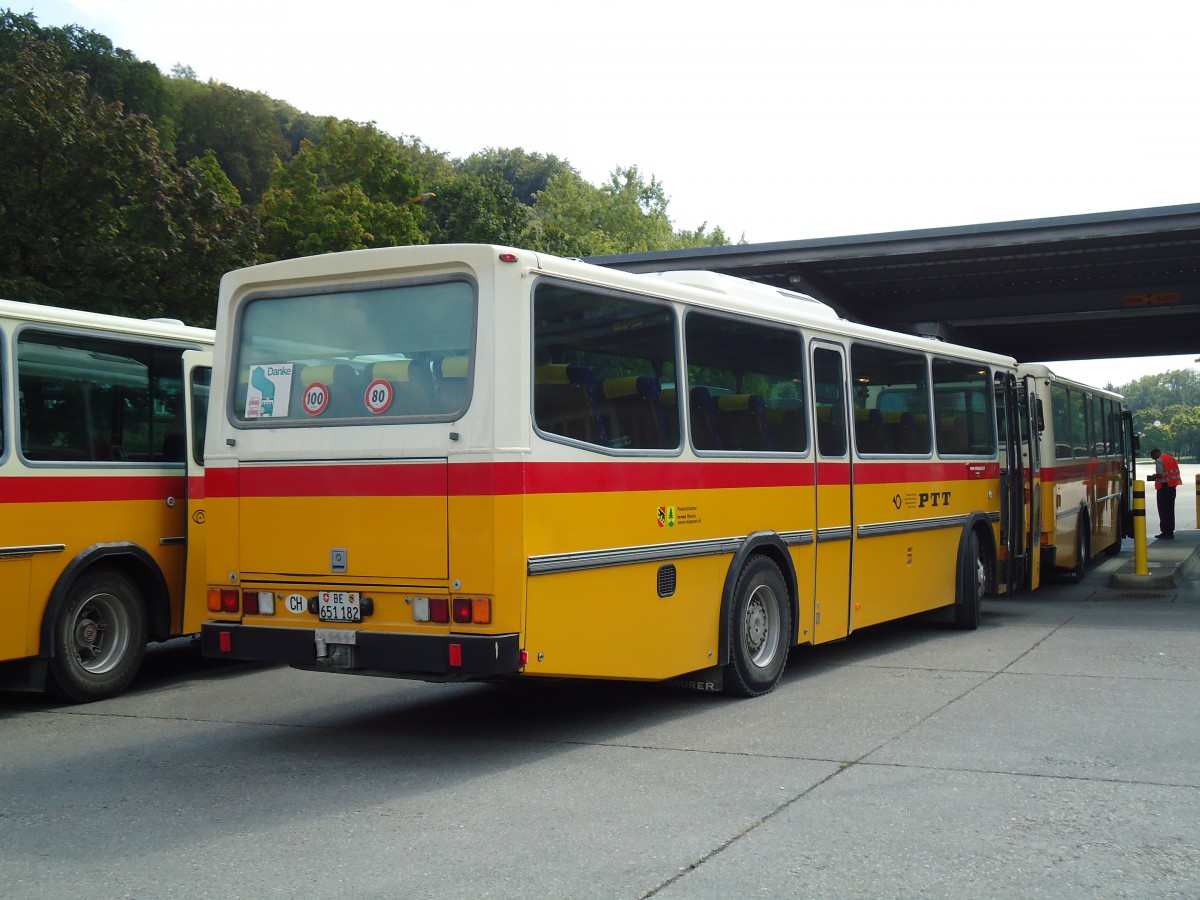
xmin=1157 ymin=485 xmax=1177 ymax=536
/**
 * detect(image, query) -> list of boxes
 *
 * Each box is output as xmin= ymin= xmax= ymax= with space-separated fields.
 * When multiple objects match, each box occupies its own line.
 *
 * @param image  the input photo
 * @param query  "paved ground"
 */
xmin=2 ymin=532 xmax=1198 ymax=898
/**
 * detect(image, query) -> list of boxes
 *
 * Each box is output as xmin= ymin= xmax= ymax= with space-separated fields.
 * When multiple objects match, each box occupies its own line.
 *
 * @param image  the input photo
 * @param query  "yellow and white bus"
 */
xmin=0 ymin=299 xmax=213 ymax=701
xmin=1020 ymin=364 xmax=1133 ymax=578
xmin=200 ymin=245 xmax=1040 ymax=696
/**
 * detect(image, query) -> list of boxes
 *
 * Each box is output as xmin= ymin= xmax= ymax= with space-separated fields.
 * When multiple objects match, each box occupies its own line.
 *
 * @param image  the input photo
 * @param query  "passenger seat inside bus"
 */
xmin=689 ymin=386 xmax=721 ymax=450
xmin=713 ymin=393 xmax=768 ymax=451
xmin=535 ymin=363 xmax=605 ymax=444
xmin=371 ymin=359 xmax=433 ymax=415
xmin=598 ymin=375 xmax=667 ymax=449
xmin=855 ymin=408 xmax=885 ymax=454
xmin=937 ymin=415 xmax=970 ymax=454
xmin=329 ymin=363 xmax=368 ymax=417
xmin=434 ymin=355 xmax=470 ymax=413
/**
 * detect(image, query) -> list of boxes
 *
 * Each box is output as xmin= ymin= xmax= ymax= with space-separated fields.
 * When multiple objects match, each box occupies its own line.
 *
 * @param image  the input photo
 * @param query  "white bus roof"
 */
xmin=218 ymin=244 xmax=1018 ymax=369
xmin=0 ymin=297 xmax=214 ymax=344
xmin=1019 ymin=363 xmax=1124 ymax=400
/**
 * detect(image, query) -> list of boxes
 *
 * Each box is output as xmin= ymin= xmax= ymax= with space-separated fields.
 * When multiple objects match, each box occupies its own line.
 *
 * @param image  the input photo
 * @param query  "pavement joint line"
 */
xmin=640 ymin=761 xmax=847 ymax=899
xmin=854 ymin=759 xmax=1200 ymax=791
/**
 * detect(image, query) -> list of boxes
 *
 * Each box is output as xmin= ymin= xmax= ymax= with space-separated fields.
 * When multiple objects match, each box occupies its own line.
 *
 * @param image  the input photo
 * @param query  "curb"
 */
xmin=1109 ymin=532 xmax=1200 ymax=589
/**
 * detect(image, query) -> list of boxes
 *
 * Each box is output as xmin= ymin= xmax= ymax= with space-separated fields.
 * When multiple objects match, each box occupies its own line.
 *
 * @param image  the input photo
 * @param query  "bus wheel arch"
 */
xmin=718 ymin=534 xmax=797 ymax=697
xmin=40 ymin=544 xmax=171 ymax=699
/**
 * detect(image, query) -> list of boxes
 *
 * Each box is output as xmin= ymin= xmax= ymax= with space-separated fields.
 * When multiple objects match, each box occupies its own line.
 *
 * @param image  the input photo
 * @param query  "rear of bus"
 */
xmin=201 ymin=246 xmax=526 ymax=680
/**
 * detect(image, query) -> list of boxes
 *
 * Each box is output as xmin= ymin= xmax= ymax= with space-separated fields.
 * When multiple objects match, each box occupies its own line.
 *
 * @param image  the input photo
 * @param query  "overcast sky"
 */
xmin=24 ymin=0 xmax=1200 ymax=387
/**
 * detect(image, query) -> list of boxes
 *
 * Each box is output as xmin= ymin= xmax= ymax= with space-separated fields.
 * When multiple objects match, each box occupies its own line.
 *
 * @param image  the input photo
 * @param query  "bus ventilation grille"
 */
xmin=657 ymin=564 xmax=677 ymax=598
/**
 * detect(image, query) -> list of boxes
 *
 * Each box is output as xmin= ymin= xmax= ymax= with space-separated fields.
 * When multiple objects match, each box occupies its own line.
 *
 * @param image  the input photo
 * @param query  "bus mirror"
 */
xmin=1132 ymin=432 xmax=1141 ymax=454
xmin=1035 ymin=398 xmax=1045 ymax=434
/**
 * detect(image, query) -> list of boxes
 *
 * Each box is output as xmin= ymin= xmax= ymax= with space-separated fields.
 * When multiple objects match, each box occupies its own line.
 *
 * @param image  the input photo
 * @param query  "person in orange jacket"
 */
xmin=1147 ymin=448 xmax=1182 ymax=539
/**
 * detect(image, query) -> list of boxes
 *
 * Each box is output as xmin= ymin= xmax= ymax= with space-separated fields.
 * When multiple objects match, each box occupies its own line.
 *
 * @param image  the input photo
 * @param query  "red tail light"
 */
xmin=430 ymin=597 xmax=450 ymax=624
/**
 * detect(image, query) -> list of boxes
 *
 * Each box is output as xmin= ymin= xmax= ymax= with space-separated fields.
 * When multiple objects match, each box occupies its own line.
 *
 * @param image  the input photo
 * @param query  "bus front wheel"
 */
xmin=47 ymin=568 xmax=147 ymax=702
xmin=724 ymin=556 xmax=791 ymax=697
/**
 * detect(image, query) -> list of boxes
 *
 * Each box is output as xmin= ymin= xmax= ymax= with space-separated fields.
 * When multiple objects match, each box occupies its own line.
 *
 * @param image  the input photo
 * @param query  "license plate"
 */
xmin=318 ymin=590 xmax=361 ymax=623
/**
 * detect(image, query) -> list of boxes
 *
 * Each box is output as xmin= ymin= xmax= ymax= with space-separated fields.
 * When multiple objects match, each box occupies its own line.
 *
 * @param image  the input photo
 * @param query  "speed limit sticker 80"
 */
xmin=364 ymin=379 xmax=393 ymax=414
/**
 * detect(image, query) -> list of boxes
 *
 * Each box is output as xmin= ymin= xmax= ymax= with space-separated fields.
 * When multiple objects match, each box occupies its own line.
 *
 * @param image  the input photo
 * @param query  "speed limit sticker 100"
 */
xmin=302 ymin=381 xmax=329 ymax=416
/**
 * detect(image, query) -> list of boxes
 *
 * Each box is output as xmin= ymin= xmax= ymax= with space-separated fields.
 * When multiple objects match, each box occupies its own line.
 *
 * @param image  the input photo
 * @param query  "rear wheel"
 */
xmin=724 ymin=556 xmax=791 ymax=697
xmin=47 ymin=568 xmax=147 ymax=702
xmin=1069 ymin=516 xmax=1090 ymax=581
xmin=954 ymin=532 xmax=985 ymax=630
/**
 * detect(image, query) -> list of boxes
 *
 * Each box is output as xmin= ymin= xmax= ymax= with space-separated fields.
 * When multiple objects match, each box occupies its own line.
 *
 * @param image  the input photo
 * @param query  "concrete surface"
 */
xmin=2 ymin=540 xmax=1199 ymax=898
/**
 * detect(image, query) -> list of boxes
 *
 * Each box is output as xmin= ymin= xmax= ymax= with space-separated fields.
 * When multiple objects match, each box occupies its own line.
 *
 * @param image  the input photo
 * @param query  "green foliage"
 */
xmin=457 ymin=147 xmax=574 ymax=206
xmin=1119 ymin=368 xmax=1200 ymax=461
xmin=170 ymin=78 xmax=290 ymax=204
xmin=424 ymin=172 xmax=529 ymax=246
xmin=257 ymin=119 xmax=426 ymax=260
xmin=2 ymin=10 xmax=174 ymax=144
xmin=0 ymin=41 xmax=256 ymax=325
xmin=521 ymin=165 xmax=727 ymax=256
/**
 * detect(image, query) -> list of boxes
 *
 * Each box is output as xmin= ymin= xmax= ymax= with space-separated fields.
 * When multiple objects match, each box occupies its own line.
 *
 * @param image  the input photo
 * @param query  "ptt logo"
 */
xmin=918 ymin=490 xmax=952 ymax=508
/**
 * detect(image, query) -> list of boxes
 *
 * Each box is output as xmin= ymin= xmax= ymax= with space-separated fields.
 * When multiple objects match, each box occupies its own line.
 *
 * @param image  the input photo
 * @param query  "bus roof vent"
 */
xmin=648 ymin=269 xmax=839 ymax=318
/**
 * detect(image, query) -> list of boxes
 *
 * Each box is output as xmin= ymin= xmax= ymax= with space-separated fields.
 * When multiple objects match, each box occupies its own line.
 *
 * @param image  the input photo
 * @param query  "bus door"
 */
xmin=1022 ymin=375 xmax=1042 ymax=589
xmin=1 ymin=340 xmax=33 ymax=661
xmin=1120 ymin=408 xmax=1137 ymax=538
xmin=181 ymin=350 xmax=211 ymax=635
xmin=810 ymin=343 xmax=853 ymax=642
xmin=994 ymin=372 xmax=1030 ymax=593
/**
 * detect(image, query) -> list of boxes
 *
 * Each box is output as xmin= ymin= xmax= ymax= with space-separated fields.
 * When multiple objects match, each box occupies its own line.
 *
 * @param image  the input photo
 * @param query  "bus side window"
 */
xmin=684 ymin=309 xmax=806 ymax=455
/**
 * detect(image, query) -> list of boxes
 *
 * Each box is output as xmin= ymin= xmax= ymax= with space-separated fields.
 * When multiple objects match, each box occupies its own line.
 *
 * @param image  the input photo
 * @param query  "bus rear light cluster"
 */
xmin=206 ymin=589 xmax=277 ymax=615
xmin=453 ymin=597 xmax=491 ymax=624
xmin=244 ymin=591 xmax=276 ymax=615
xmin=408 ymin=596 xmax=491 ymax=624
xmin=208 ymin=588 xmax=240 ymax=613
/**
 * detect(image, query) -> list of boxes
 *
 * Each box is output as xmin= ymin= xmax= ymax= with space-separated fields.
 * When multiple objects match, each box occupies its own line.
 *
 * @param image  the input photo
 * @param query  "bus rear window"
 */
xmin=234 ymin=279 xmax=475 ymax=423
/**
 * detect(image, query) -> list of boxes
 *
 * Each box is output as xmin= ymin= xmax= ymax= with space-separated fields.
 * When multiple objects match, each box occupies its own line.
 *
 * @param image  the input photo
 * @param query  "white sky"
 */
xmin=23 ymin=0 xmax=1200 ymax=388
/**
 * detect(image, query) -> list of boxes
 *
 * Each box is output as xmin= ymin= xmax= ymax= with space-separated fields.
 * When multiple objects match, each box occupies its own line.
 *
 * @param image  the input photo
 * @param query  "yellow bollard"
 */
xmin=1133 ymin=479 xmax=1148 ymax=576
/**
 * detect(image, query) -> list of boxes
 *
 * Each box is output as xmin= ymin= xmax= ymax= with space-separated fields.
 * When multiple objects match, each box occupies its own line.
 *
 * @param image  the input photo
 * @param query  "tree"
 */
xmin=2 ymin=10 xmax=174 ymax=145
xmin=424 ymin=171 xmax=529 ymax=245
xmin=522 ymin=165 xmax=732 ymax=256
xmin=257 ymin=119 xmax=426 ymax=260
xmin=0 ymin=42 xmax=256 ymax=324
xmin=457 ymin=147 xmax=574 ymax=206
xmin=171 ymin=78 xmax=290 ymax=204
xmin=1119 ymin=369 xmax=1200 ymax=414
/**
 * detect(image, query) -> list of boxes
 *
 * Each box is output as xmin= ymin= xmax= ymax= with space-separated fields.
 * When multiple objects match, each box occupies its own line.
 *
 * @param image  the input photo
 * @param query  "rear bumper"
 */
xmin=201 ymin=623 xmax=522 ymax=681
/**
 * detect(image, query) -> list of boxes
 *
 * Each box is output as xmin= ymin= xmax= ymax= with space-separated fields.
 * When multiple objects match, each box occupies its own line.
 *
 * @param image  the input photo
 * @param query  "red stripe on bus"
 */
xmin=1040 ymin=461 xmax=1123 ymax=483
xmin=205 ymin=458 xmax=998 ymax=499
xmin=0 ymin=475 xmax=185 ymax=504
xmin=235 ymin=464 xmax=448 ymax=498
xmin=852 ymin=461 xmax=999 ymax=483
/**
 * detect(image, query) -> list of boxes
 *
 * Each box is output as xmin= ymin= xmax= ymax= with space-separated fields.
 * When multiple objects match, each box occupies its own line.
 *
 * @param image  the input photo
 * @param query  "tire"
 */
xmin=47 ymin=568 xmax=147 ymax=702
xmin=723 ymin=556 xmax=791 ymax=697
xmin=1069 ymin=516 xmax=1090 ymax=581
xmin=954 ymin=532 xmax=985 ymax=630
